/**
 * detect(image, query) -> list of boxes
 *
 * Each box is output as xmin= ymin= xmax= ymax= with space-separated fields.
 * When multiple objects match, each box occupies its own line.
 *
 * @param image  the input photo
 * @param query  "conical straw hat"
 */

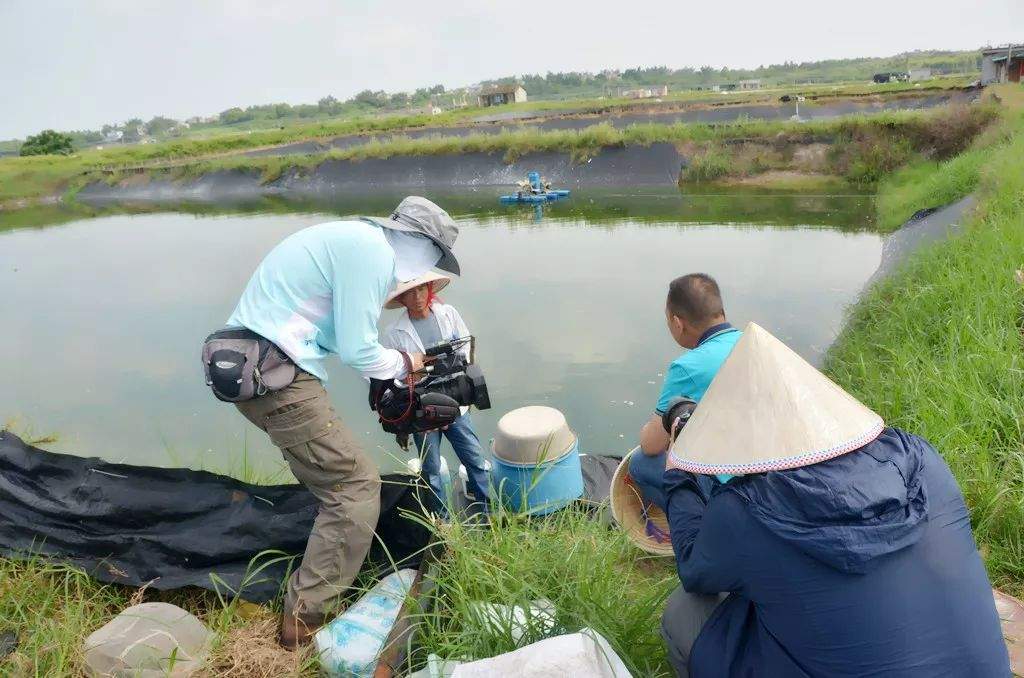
xmin=384 ymin=271 xmax=451 ymax=309
xmin=667 ymin=322 xmax=884 ymax=476
xmin=610 ymin=448 xmax=674 ymax=556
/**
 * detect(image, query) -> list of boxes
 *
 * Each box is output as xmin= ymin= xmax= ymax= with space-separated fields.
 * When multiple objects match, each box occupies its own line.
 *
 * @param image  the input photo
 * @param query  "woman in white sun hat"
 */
xmin=380 ymin=271 xmax=489 ymax=515
xmin=659 ymin=322 xmax=1008 ymax=678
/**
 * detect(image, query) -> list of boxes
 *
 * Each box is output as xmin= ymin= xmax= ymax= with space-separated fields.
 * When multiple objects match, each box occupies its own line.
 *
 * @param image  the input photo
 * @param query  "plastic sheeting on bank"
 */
xmin=0 ymin=431 xmax=431 ymax=602
xmin=0 ymin=432 xmax=622 ymax=602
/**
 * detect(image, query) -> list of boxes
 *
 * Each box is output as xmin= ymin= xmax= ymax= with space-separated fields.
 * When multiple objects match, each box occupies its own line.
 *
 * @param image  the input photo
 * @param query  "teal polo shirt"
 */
xmin=654 ymin=323 xmax=742 ymax=415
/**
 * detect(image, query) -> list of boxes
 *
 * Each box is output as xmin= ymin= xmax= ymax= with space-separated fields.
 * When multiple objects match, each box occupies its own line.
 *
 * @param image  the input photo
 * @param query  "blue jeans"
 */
xmin=628 ymin=450 xmax=668 ymax=512
xmin=413 ymin=414 xmax=490 ymax=513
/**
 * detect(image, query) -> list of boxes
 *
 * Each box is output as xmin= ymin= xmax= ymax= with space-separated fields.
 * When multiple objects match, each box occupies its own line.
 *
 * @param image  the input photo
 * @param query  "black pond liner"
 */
xmin=0 ymin=431 xmax=621 ymax=603
xmin=0 ymin=431 xmax=432 ymax=603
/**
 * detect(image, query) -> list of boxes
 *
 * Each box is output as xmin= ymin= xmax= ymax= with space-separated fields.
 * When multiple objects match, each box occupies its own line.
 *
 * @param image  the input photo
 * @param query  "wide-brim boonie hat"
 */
xmin=384 ymin=271 xmax=451 ymax=309
xmin=667 ymin=322 xmax=884 ymax=476
xmin=378 ymin=196 xmax=460 ymax=276
xmin=610 ymin=448 xmax=674 ymax=556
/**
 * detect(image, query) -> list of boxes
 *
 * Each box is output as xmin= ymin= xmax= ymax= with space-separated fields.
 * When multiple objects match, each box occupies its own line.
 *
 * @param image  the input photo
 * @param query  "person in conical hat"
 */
xmin=659 ymin=322 xmax=1008 ymax=678
xmin=379 ymin=271 xmax=490 ymax=516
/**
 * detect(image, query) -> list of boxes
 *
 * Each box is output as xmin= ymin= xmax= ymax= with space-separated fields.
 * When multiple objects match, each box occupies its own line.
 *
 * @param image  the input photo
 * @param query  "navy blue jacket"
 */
xmin=664 ymin=428 xmax=1009 ymax=677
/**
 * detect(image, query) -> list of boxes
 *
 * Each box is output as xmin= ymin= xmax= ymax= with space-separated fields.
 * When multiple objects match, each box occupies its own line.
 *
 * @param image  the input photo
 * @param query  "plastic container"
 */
xmin=315 ymin=569 xmax=417 ymax=677
xmin=528 ymin=171 xmax=541 ymax=189
xmin=492 ymin=435 xmax=584 ymax=515
xmin=492 ymin=406 xmax=576 ymax=465
xmin=406 ymin=455 xmax=452 ymax=501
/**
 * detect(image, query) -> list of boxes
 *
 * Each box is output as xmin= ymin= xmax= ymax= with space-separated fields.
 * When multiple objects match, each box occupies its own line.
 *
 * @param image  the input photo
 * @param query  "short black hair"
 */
xmin=666 ymin=273 xmax=725 ymax=324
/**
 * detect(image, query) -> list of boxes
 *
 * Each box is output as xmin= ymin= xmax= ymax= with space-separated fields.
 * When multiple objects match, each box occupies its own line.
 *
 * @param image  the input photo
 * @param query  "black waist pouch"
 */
xmin=201 ymin=327 xmax=297 ymax=402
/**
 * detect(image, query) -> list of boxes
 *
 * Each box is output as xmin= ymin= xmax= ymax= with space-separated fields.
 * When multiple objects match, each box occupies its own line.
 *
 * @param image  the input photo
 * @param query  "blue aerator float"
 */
xmin=499 ymin=171 xmax=571 ymax=204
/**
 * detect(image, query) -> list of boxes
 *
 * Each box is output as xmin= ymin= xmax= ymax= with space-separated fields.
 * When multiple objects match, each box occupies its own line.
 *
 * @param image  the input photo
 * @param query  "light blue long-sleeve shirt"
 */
xmin=227 ymin=220 xmax=406 ymax=381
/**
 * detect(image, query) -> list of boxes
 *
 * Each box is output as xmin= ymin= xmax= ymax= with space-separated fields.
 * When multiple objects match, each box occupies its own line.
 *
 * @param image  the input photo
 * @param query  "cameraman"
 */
xmin=226 ymin=196 xmax=459 ymax=649
xmin=380 ymin=271 xmax=490 ymax=516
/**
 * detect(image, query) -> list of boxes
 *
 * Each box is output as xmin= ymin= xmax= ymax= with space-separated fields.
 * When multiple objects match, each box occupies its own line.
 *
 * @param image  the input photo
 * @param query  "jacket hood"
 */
xmin=728 ymin=427 xmax=928 ymax=574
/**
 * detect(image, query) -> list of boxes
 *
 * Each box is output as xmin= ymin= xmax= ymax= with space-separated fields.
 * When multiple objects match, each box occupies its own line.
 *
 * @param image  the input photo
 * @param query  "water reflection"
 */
xmin=1 ymin=189 xmax=882 ymax=477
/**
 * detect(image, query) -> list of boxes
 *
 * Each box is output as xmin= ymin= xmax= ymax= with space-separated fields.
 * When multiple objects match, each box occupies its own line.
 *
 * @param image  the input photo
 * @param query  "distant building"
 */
xmin=872 ymin=72 xmax=909 ymax=84
xmin=620 ymin=85 xmax=669 ymax=99
xmin=103 ymin=129 xmax=124 ymax=143
xmin=908 ymin=68 xmax=933 ymax=81
xmin=981 ymin=44 xmax=1024 ymax=84
xmin=737 ymin=79 xmax=764 ymax=90
xmin=478 ymin=85 xmax=527 ymax=107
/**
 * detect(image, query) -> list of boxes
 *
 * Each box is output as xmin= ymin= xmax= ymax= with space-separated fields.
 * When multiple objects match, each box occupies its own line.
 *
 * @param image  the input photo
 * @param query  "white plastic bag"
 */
xmin=451 ymin=627 xmax=632 ymax=678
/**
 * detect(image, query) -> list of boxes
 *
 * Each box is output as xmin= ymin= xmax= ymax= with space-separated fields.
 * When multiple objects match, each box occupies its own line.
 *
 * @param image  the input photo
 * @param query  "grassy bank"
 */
xmin=679 ymin=101 xmax=997 ymax=194
xmin=873 ymin=100 xmax=1020 ymax=228
xmin=99 ymin=104 xmax=994 ymax=201
xmin=826 ymin=84 xmax=1024 ymax=593
xmin=415 ymin=508 xmax=676 ymax=676
xmin=0 ymin=501 xmax=672 ymax=676
xmin=0 ymin=82 xmax=971 ymax=206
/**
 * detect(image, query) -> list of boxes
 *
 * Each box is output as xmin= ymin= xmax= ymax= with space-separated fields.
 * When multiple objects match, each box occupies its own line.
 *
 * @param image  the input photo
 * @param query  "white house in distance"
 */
xmin=981 ymin=44 xmax=1024 ymax=84
xmin=737 ymin=79 xmax=764 ymax=90
xmin=477 ymin=85 xmax=527 ymax=107
xmin=620 ymin=85 xmax=669 ymax=99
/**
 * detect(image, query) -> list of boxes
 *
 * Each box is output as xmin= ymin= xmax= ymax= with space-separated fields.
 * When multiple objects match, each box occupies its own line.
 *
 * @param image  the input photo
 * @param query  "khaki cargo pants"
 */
xmin=236 ymin=371 xmax=381 ymax=619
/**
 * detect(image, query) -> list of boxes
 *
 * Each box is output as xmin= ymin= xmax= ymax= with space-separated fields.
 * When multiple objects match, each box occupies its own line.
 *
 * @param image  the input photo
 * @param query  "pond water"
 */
xmin=1 ymin=188 xmax=882 ymax=479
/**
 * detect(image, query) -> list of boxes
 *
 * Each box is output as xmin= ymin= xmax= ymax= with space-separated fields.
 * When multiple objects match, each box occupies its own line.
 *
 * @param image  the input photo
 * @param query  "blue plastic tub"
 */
xmin=491 ymin=437 xmax=584 ymax=515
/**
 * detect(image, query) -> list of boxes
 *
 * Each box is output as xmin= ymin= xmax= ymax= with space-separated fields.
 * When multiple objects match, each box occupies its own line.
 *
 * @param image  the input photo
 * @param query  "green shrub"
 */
xmin=683 ymin=147 xmax=733 ymax=182
xmin=19 ymin=130 xmax=74 ymax=157
xmin=843 ymin=137 xmax=914 ymax=185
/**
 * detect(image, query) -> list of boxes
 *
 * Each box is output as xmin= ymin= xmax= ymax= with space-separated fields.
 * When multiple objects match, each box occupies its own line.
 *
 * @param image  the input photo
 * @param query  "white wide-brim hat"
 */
xmin=384 ymin=271 xmax=451 ymax=310
xmin=667 ymin=322 xmax=884 ymax=476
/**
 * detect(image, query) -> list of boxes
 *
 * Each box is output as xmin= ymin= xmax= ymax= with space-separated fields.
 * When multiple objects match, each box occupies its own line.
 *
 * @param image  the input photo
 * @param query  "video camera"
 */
xmin=368 ymin=337 xmax=491 ymax=435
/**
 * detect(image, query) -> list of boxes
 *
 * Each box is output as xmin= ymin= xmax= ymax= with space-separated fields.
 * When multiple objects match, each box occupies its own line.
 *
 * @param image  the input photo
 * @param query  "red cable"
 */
xmin=376 ymin=352 xmax=417 ymax=425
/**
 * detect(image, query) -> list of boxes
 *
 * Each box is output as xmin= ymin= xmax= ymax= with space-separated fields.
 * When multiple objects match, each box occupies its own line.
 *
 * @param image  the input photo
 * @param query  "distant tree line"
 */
xmin=211 ymin=83 xmax=448 ymax=126
xmin=3 ymin=49 xmax=980 ymax=153
xmin=482 ymin=50 xmax=981 ymax=100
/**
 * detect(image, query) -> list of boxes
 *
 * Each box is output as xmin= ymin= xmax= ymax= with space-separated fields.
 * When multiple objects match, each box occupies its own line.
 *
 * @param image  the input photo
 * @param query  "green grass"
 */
xmin=875 ymin=95 xmax=1021 ymax=230
xmin=825 ymin=84 xmax=1024 ymax=594
xmin=411 ymin=507 xmax=677 ymax=676
xmin=875 ymin=154 xmax=984 ymax=230
xmin=684 ymin=148 xmax=735 ymax=182
xmin=0 ymin=554 xmax=322 ymax=676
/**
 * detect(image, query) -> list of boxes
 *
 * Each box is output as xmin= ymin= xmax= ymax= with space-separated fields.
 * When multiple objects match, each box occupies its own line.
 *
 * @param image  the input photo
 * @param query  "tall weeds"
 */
xmin=826 ymin=85 xmax=1024 ymax=593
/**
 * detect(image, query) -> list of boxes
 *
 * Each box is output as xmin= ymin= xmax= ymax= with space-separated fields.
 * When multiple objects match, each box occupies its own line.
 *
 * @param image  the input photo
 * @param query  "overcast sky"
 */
xmin=2 ymin=0 xmax=1021 ymax=139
